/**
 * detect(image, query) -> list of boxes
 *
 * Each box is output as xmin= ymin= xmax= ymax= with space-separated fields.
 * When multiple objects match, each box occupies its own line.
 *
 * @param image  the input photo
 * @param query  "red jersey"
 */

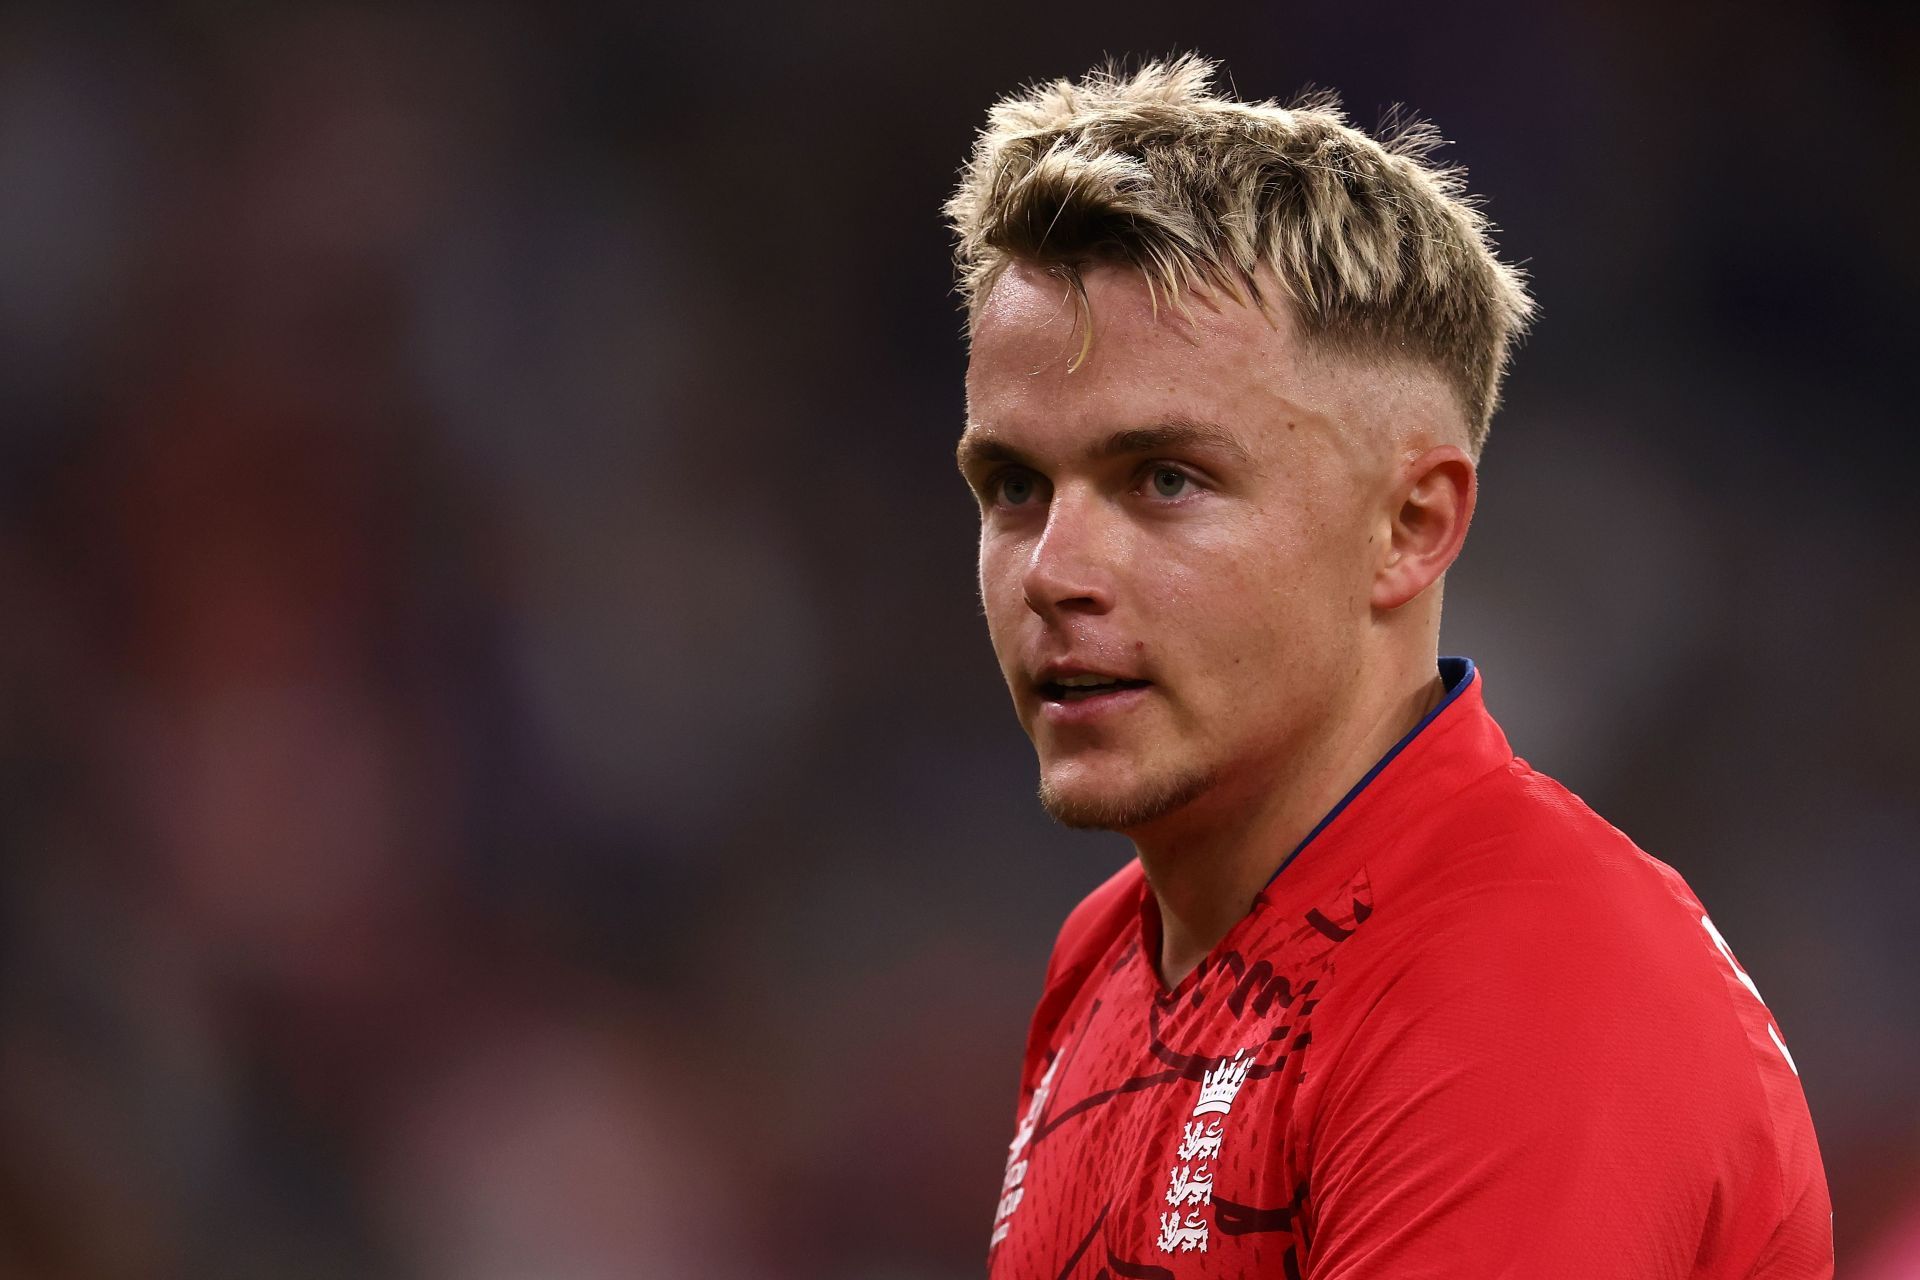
xmin=987 ymin=660 xmax=1832 ymax=1279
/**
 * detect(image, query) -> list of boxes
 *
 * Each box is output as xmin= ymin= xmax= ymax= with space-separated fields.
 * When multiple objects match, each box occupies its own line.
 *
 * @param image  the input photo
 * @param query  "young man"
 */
xmin=949 ymin=58 xmax=1832 ymax=1278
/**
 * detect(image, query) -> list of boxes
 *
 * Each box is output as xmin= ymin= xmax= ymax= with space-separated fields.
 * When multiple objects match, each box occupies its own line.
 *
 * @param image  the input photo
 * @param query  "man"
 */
xmin=948 ymin=57 xmax=1832 ymax=1278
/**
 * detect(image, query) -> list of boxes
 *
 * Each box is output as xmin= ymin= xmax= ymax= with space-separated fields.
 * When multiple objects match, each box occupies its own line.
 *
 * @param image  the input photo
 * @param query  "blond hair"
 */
xmin=945 ymin=56 xmax=1535 ymax=450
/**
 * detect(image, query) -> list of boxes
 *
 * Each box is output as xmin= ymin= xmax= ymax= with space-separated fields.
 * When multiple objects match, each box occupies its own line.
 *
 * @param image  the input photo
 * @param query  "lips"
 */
xmin=1034 ymin=665 xmax=1152 ymax=703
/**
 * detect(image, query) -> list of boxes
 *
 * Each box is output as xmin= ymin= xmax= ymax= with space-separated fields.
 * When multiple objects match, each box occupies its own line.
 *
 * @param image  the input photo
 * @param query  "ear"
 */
xmin=1371 ymin=446 xmax=1476 ymax=611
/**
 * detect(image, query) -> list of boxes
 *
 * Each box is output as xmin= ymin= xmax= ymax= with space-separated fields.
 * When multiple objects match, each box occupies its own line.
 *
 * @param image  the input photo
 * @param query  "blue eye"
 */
xmin=1150 ymin=467 xmax=1189 ymax=498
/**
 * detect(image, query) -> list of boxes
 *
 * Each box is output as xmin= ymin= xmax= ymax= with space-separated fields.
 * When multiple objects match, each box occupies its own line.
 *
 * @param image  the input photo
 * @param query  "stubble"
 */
xmin=1036 ymin=764 xmax=1218 ymax=832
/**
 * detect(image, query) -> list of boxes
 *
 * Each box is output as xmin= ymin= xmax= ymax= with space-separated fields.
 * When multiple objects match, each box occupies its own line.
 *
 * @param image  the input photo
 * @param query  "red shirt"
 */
xmin=987 ymin=661 xmax=1832 ymax=1278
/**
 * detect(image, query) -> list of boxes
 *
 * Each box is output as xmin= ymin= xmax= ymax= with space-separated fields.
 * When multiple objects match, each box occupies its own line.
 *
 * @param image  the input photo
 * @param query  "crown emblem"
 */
xmin=1191 ymin=1048 xmax=1255 ymax=1116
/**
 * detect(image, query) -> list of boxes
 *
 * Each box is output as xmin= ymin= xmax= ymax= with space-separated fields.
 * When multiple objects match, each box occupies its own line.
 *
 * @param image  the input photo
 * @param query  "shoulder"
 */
xmin=1300 ymin=759 xmax=1829 ymax=1274
xmin=1018 ymin=860 xmax=1143 ymax=1067
xmin=1369 ymin=754 xmax=1712 ymax=948
xmin=1322 ymin=759 xmax=1734 ymax=1052
xmin=1312 ymin=753 xmax=1775 ymax=1126
xmin=1049 ymin=858 xmax=1145 ymax=980
xmin=1314 ymin=755 xmax=1799 ymax=1169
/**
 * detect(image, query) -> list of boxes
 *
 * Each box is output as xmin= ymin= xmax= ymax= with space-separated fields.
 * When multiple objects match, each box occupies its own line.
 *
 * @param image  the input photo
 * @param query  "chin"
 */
xmin=1036 ymin=762 xmax=1217 ymax=832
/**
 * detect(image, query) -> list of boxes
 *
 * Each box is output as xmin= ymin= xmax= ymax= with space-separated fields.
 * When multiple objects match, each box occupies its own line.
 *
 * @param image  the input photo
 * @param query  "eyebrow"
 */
xmin=955 ymin=416 xmax=1253 ymax=474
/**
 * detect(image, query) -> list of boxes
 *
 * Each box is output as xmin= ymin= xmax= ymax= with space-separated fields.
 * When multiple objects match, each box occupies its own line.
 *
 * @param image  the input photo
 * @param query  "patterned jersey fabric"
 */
xmin=988 ymin=660 xmax=1832 ymax=1279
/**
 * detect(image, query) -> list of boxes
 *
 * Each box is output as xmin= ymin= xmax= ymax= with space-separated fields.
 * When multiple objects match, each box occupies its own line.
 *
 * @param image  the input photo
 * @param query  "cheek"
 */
xmin=977 ymin=540 xmax=1026 ymax=652
xmin=1173 ymin=512 xmax=1310 ymax=608
xmin=1167 ymin=517 xmax=1347 ymax=665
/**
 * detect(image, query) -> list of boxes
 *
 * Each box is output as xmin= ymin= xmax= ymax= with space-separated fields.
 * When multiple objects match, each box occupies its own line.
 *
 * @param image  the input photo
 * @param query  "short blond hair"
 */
xmin=946 ymin=56 xmax=1535 ymax=450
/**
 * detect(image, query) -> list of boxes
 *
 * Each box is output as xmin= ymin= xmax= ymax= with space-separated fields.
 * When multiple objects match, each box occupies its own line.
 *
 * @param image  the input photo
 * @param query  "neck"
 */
xmin=1131 ymin=660 xmax=1448 ymax=989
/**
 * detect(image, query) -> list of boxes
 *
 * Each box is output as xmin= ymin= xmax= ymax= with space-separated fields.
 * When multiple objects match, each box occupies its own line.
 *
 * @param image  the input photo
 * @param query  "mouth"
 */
xmin=1036 ymin=672 xmax=1153 ymax=704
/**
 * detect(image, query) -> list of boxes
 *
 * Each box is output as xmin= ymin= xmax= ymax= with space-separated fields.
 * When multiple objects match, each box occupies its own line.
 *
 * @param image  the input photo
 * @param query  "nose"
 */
xmin=1021 ymin=484 xmax=1117 ymax=619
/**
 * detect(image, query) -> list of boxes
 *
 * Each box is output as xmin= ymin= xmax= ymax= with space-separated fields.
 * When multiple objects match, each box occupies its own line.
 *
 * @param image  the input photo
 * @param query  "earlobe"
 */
xmin=1371 ymin=447 xmax=1476 ymax=611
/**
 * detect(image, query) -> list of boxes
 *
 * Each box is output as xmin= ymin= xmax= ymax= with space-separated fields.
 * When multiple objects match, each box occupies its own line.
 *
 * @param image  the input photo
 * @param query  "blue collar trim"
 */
xmin=1263 ymin=656 xmax=1477 ymax=889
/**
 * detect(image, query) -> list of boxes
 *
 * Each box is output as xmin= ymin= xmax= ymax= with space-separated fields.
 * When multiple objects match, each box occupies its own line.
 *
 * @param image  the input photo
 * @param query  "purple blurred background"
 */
xmin=0 ymin=3 xmax=1912 ymax=1277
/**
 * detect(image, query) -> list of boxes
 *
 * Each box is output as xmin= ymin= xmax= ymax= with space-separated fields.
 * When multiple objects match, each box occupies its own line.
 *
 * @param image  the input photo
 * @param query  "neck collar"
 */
xmin=1262 ymin=656 xmax=1485 ymax=889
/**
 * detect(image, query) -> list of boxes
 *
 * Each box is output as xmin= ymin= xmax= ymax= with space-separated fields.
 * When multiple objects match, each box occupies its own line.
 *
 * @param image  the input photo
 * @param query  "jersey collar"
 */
xmin=1262 ymin=656 xmax=1507 ymax=890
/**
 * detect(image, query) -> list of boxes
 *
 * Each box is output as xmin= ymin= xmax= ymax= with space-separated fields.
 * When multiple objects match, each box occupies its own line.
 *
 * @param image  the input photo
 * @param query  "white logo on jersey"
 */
xmin=1177 ymin=1117 xmax=1224 ymax=1162
xmin=1700 ymin=913 xmax=1799 ymax=1076
xmin=1155 ymin=1048 xmax=1255 ymax=1256
xmin=1166 ymin=1162 xmax=1214 ymax=1207
xmin=1192 ymin=1048 xmax=1254 ymax=1116
xmin=1155 ymin=1210 xmax=1210 ymax=1253
xmin=991 ymin=1053 xmax=1059 ymax=1248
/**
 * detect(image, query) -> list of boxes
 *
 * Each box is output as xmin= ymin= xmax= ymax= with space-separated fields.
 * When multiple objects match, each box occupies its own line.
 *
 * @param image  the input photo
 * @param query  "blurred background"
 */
xmin=0 ymin=1 xmax=1912 ymax=1276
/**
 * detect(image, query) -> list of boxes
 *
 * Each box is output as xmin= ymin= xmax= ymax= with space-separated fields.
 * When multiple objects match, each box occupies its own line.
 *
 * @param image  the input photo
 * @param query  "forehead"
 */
xmin=964 ymin=261 xmax=1322 ymax=439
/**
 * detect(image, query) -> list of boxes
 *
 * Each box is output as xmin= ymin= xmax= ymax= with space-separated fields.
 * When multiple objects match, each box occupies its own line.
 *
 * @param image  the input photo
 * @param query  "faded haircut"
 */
xmin=945 ymin=55 xmax=1535 ymax=451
